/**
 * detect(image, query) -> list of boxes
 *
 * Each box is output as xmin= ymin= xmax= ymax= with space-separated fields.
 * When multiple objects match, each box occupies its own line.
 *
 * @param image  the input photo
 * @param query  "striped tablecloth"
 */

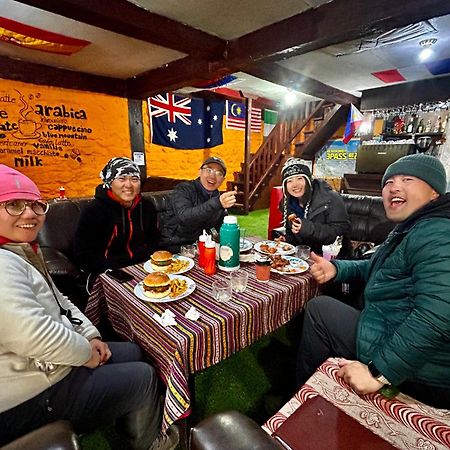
xmin=85 ymin=259 xmax=318 ymax=431
xmin=263 ymin=358 xmax=450 ymax=449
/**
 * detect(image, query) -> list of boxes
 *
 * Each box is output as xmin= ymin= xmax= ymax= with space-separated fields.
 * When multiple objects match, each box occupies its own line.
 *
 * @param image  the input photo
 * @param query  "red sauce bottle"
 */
xmin=204 ymin=238 xmax=216 ymax=275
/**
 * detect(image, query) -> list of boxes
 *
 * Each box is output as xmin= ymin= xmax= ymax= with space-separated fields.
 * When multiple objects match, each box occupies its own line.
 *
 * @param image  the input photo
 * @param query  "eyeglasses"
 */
xmin=201 ymin=167 xmax=224 ymax=178
xmin=0 ymin=200 xmax=49 ymax=216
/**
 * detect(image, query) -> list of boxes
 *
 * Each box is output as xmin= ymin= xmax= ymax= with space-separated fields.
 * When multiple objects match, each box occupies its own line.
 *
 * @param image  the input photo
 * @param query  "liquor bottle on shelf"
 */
xmin=442 ymin=114 xmax=449 ymax=133
xmin=416 ymin=118 xmax=424 ymax=133
xmin=425 ymin=119 xmax=432 ymax=133
xmin=406 ymin=116 xmax=415 ymax=133
xmin=434 ymin=115 xmax=442 ymax=133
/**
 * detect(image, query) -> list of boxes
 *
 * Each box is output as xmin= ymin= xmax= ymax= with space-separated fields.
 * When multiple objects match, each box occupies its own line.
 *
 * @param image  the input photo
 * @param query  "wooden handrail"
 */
xmin=247 ymin=100 xmax=327 ymax=200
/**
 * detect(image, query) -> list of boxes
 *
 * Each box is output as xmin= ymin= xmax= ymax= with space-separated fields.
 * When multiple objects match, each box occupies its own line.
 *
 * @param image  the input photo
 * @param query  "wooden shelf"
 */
xmin=381 ymin=132 xmax=443 ymax=139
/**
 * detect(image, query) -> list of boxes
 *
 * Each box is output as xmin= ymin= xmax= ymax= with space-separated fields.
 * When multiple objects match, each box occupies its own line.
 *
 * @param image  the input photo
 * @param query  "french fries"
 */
xmin=169 ymin=278 xmax=188 ymax=298
xmin=167 ymin=259 xmax=190 ymax=274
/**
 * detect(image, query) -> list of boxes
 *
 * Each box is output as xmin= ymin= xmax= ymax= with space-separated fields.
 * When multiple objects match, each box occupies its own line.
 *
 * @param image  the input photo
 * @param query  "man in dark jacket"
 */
xmin=280 ymin=158 xmax=351 ymax=257
xmin=160 ymin=156 xmax=236 ymax=252
xmin=297 ymin=154 xmax=450 ymax=409
xmin=74 ymin=157 xmax=159 ymax=276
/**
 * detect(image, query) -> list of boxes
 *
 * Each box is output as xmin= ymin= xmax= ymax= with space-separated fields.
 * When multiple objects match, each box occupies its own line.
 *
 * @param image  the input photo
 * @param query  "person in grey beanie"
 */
xmin=296 ymin=154 xmax=450 ymax=409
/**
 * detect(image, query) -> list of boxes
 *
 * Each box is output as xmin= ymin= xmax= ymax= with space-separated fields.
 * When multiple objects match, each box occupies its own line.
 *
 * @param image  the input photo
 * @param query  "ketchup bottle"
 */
xmin=204 ymin=237 xmax=216 ymax=275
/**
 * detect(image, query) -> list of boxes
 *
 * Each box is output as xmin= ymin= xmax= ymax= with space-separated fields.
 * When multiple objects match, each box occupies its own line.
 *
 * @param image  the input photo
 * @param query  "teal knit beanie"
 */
xmin=382 ymin=154 xmax=447 ymax=194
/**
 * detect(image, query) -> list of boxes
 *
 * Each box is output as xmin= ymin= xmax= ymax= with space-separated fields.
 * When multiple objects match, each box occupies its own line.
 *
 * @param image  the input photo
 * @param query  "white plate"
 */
xmin=240 ymin=239 xmax=253 ymax=253
xmin=134 ymin=274 xmax=196 ymax=303
xmin=271 ymin=256 xmax=309 ymax=274
xmin=143 ymin=255 xmax=194 ymax=275
xmin=254 ymin=240 xmax=296 ymax=256
xmin=239 ymin=253 xmax=256 ymax=263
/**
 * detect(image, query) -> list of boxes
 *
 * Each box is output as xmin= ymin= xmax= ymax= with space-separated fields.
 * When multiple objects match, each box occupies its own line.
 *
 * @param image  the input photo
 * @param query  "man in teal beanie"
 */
xmin=297 ymin=154 xmax=450 ymax=409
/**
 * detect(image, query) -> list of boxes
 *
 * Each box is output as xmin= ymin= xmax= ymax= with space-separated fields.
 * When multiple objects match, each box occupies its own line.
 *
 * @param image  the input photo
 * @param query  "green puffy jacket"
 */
xmin=334 ymin=194 xmax=450 ymax=387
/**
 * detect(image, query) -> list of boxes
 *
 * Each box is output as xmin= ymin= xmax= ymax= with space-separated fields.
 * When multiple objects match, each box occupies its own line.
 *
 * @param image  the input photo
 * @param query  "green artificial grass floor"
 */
xmin=81 ymin=207 xmax=290 ymax=449
xmin=236 ymin=208 xmax=269 ymax=240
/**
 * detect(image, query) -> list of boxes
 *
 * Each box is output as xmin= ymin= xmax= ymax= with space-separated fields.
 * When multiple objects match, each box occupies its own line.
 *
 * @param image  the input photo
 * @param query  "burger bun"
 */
xmin=143 ymin=272 xmax=171 ymax=299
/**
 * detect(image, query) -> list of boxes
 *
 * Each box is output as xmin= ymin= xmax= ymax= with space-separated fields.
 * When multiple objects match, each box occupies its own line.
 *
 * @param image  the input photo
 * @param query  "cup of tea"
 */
xmin=255 ymin=256 xmax=271 ymax=282
xmin=212 ymin=279 xmax=232 ymax=303
xmin=230 ymin=269 xmax=248 ymax=292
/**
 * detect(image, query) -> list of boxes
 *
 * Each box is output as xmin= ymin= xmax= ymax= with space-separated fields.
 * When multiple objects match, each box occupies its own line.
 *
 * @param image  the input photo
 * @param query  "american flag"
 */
xmin=226 ymin=100 xmax=262 ymax=132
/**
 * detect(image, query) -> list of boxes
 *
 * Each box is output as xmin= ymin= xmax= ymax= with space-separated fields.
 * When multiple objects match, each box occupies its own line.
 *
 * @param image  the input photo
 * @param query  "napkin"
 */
xmin=153 ymin=309 xmax=177 ymax=326
xmin=185 ymin=306 xmax=200 ymax=321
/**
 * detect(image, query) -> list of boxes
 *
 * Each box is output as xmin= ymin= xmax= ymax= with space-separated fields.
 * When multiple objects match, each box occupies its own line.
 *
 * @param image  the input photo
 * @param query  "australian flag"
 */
xmin=149 ymin=93 xmax=224 ymax=149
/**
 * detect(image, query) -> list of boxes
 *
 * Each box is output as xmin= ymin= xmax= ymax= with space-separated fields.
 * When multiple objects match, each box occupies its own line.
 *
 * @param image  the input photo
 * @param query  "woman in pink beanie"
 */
xmin=0 ymin=166 xmax=174 ymax=449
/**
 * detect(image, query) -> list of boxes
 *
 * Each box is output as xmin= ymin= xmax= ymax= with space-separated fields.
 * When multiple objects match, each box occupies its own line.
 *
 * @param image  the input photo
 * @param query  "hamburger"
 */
xmin=142 ymin=272 xmax=171 ymax=299
xmin=150 ymin=250 xmax=173 ymax=272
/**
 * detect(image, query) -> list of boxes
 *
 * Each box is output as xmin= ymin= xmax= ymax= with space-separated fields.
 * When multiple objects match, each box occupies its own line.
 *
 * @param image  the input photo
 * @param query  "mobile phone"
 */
xmin=106 ymin=269 xmax=134 ymax=283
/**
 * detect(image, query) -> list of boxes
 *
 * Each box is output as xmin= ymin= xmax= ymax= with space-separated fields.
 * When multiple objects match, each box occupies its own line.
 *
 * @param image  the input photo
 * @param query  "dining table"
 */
xmin=84 ymin=243 xmax=319 ymax=432
xmin=263 ymin=358 xmax=450 ymax=449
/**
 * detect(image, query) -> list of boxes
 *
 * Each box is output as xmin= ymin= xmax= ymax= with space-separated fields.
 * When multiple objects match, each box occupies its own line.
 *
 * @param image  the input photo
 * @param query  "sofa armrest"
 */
xmin=40 ymin=247 xmax=82 ymax=280
xmin=1 ymin=421 xmax=80 ymax=450
xmin=190 ymin=411 xmax=282 ymax=450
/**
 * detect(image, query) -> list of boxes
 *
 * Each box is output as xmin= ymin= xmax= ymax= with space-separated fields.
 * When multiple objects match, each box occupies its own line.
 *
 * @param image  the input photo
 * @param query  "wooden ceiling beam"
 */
xmin=128 ymin=0 xmax=450 ymax=99
xmin=127 ymin=57 xmax=216 ymax=99
xmin=246 ymin=63 xmax=359 ymax=105
xmin=15 ymin=0 xmax=226 ymax=59
xmin=0 ymin=55 xmax=126 ymax=96
xmin=227 ymin=0 xmax=450 ymax=64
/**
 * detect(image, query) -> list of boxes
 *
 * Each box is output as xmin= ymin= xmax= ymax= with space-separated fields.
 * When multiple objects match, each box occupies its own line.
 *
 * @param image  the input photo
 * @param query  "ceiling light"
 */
xmin=284 ymin=89 xmax=297 ymax=107
xmin=418 ymin=38 xmax=437 ymax=62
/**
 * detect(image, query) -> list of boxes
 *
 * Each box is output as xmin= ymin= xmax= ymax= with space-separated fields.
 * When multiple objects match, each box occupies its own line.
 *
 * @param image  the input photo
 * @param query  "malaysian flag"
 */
xmin=226 ymin=100 xmax=262 ymax=132
xmin=149 ymin=93 xmax=224 ymax=149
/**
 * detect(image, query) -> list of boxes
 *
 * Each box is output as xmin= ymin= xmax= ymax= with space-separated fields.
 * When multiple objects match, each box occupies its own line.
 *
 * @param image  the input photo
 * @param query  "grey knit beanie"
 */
xmin=382 ymin=154 xmax=447 ymax=194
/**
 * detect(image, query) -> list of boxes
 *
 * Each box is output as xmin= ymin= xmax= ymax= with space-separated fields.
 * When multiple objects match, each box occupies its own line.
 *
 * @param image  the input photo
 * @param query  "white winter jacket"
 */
xmin=0 ymin=244 xmax=100 ymax=413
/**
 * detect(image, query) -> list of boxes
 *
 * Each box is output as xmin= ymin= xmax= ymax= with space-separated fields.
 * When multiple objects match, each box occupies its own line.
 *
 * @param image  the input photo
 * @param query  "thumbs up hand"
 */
xmin=309 ymin=252 xmax=337 ymax=284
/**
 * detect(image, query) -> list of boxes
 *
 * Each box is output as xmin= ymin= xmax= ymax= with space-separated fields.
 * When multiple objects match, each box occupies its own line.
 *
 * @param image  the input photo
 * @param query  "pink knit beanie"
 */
xmin=0 ymin=165 xmax=41 ymax=202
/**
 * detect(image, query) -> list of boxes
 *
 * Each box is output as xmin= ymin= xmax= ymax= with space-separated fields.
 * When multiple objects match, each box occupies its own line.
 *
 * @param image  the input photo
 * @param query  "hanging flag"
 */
xmin=0 ymin=17 xmax=90 ymax=55
xmin=226 ymin=100 xmax=261 ymax=132
xmin=149 ymin=93 xmax=224 ymax=149
xmin=342 ymin=104 xmax=364 ymax=144
xmin=263 ymin=109 xmax=278 ymax=137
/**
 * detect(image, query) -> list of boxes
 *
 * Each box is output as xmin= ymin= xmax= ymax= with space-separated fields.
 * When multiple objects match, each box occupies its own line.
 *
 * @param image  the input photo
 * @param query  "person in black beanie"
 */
xmin=74 ymin=157 xmax=160 ymax=278
xmin=298 ymin=154 xmax=450 ymax=409
xmin=280 ymin=157 xmax=351 ymax=257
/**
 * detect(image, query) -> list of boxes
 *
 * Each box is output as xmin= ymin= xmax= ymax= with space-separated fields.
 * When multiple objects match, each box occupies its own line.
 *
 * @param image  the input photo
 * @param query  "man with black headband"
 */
xmin=74 ymin=157 xmax=159 ymax=277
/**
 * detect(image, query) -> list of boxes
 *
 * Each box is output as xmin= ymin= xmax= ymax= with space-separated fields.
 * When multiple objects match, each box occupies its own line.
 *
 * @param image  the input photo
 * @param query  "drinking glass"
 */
xmin=180 ymin=244 xmax=196 ymax=258
xmin=212 ymin=279 xmax=232 ymax=303
xmin=230 ymin=269 xmax=248 ymax=293
xmin=296 ymin=245 xmax=311 ymax=261
xmin=239 ymin=228 xmax=247 ymax=249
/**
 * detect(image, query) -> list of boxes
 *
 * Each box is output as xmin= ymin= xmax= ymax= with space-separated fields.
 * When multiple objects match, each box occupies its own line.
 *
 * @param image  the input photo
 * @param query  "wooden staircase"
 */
xmin=228 ymin=101 xmax=349 ymax=213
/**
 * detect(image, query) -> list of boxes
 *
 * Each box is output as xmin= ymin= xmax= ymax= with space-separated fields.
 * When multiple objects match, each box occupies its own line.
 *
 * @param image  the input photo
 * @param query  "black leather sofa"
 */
xmin=1 ymin=421 xmax=80 ymax=450
xmin=190 ymin=411 xmax=281 ymax=450
xmin=37 ymin=191 xmax=172 ymax=310
xmin=271 ymin=193 xmax=395 ymax=258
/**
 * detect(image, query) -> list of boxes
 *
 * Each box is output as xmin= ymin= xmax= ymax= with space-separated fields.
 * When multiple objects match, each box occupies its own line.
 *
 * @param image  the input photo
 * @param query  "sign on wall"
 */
xmin=0 ymin=79 xmax=130 ymax=198
xmin=314 ymin=138 xmax=360 ymax=177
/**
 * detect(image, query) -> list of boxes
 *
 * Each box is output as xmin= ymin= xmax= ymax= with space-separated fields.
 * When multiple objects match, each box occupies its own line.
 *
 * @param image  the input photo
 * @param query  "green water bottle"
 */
xmin=218 ymin=216 xmax=240 ymax=271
